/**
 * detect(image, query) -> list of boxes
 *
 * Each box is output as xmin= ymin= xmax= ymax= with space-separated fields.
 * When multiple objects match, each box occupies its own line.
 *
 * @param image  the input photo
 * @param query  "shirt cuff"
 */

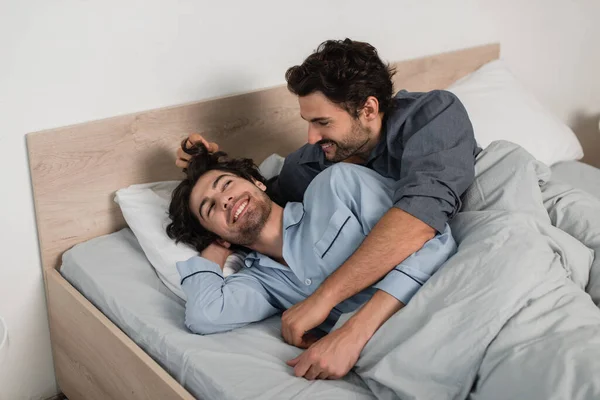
xmin=372 ymin=270 xmax=422 ymax=305
xmin=176 ymin=256 xmax=223 ymax=285
xmin=393 ymin=196 xmax=448 ymax=234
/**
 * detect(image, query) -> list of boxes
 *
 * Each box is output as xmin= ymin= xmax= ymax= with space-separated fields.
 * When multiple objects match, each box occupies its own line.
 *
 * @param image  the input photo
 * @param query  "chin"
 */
xmin=324 ymin=151 xmax=338 ymax=161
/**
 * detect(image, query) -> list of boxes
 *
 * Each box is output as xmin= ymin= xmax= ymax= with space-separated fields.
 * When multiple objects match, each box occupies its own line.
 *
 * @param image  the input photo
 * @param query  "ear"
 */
xmin=361 ymin=96 xmax=380 ymax=121
xmin=254 ymin=180 xmax=267 ymax=192
xmin=215 ymin=238 xmax=231 ymax=248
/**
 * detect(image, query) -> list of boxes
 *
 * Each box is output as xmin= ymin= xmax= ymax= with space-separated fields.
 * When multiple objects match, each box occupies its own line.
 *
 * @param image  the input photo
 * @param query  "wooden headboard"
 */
xmin=27 ymin=43 xmax=500 ymax=274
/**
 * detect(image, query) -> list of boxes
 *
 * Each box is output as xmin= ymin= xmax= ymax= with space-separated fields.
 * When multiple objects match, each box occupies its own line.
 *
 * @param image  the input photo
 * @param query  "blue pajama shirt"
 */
xmin=177 ymin=163 xmax=457 ymax=335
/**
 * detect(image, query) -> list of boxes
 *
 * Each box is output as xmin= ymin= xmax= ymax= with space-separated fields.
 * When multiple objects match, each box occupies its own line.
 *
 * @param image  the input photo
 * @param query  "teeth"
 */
xmin=234 ymin=201 xmax=248 ymax=222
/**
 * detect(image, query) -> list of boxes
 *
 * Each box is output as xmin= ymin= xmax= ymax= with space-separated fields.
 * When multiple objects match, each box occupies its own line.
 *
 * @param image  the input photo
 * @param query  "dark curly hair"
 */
xmin=166 ymin=140 xmax=269 ymax=253
xmin=285 ymin=38 xmax=396 ymax=117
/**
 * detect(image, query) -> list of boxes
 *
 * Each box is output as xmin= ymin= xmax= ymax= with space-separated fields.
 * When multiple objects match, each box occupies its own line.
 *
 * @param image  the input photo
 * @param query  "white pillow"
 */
xmin=115 ymin=154 xmax=285 ymax=300
xmin=447 ymin=59 xmax=583 ymax=166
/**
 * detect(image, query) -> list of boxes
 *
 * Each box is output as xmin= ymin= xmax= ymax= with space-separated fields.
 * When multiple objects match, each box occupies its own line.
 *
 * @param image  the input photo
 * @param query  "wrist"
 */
xmin=200 ymin=247 xmax=228 ymax=269
xmin=313 ymin=284 xmax=341 ymax=310
xmin=340 ymin=316 xmax=375 ymax=346
xmin=342 ymin=290 xmax=404 ymax=344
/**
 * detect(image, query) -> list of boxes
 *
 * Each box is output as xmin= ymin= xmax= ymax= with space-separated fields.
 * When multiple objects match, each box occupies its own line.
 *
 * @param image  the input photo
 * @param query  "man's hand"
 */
xmin=286 ymin=325 xmax=367 ymax=380
xmin=201 ymin=242 xmax=233 ymax=271
xmin=176 ymin=133 xmax=220 ymax=169
xmin=281 ymin=294 xmax=334 ymax=348
xmin=286 ymin=290 xmax=403 ymax=380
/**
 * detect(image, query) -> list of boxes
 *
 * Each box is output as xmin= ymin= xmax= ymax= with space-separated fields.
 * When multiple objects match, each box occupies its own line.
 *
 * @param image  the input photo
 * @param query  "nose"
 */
xmin=219 ymin=195 xmax=234 ymax=210
xmin=307 ymin=125 xmax=322 ymax=145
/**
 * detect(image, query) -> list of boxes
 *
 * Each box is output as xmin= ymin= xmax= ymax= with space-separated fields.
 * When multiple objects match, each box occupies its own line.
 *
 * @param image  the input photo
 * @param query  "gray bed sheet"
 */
xmin=61 ymin=228 xmax=374 ymax=400
xmin=60 ymin=160 xmax=600 ymax=400
xmin=551 ymin=160 xmax=600 ymax=198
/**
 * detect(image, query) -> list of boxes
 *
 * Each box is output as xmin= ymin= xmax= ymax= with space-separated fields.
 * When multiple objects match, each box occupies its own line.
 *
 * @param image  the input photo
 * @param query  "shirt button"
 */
xmin=304 ymin=278 xmax=312 ymax=286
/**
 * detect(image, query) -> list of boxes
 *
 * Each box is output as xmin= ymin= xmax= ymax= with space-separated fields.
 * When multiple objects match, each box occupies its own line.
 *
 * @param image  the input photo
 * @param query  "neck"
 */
xmin=355 ymin=112 xmax=385 ymax=161
xmin=248 ymin=203 xmax=285 ymax=262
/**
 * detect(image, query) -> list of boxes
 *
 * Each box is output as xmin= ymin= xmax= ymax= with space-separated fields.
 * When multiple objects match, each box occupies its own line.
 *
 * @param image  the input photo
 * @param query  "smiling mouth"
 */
xmin=321 ymin=142 xmax=334 ymax=152
xmin=231 ymin=197 xmax=249 ymax=224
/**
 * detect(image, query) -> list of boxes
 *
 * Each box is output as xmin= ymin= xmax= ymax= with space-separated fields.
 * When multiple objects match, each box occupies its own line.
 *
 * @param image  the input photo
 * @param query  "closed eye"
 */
xmin=222 ymin=180 xmax=232 ymax=191
xmin=318 ymin=121 xmax=329 ymax=127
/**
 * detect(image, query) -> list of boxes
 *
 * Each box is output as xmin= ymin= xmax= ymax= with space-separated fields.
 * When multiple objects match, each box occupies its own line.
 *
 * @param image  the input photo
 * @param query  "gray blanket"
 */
xmin=350 ymin=141 xmax=600 ymax=400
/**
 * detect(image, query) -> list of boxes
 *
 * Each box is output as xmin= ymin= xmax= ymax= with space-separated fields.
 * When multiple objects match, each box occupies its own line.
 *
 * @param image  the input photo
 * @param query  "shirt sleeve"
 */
xmin=390 ymin=90 xmax=477 ymax=233
xmin=372 ymin=224 xmax=457 ymax=304
xmin=177 ymin=256 xmax=281 ymax=335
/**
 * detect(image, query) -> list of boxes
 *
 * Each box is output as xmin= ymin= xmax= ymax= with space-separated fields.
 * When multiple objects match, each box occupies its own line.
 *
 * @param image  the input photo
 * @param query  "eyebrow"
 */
xmin=300 ymin=115 xmax=329 ymax=123
xmin=199 ymin=174 xmax=231 ymax=220
xmin=212 ymin=173 xmax=229 ymax=190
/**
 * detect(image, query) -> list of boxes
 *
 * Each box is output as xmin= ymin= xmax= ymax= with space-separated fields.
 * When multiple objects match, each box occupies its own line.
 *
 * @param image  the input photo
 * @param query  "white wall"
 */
xmin=0 ymin=0 xmax=598 ymax=398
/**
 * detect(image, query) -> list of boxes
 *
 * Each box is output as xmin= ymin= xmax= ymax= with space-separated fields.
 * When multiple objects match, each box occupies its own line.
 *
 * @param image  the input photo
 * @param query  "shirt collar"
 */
xmin=367 ymin=130 xmax=388 ymax=164
xmin=283 ymin=202 xmax=305 ymax=230
xmin=366 ymin=92 xmax=407 ymax=164
xmin=244 ymin=251 xmax=288 ymax=271
xmin=242 ymin=203 xmax=304 ymax=271
xmin=298 ymin=144 xmax=325 ymax=165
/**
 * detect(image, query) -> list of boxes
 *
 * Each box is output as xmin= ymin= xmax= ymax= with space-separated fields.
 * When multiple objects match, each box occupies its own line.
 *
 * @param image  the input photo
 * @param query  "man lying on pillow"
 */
xmin=167 ymin=142 xmax=456 ymax=380
xmin=177 ymin=39 xmax=478 ymax=367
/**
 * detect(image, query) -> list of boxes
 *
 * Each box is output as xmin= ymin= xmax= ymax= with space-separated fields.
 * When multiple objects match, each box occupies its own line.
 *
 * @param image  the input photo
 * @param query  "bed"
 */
xmin=60 ymin=228 xmax=375 ymax=399
xmin=26 ymin=43 xmax=600 ymax=399
xmin=59 ymin=160 xmax=600 ymax=400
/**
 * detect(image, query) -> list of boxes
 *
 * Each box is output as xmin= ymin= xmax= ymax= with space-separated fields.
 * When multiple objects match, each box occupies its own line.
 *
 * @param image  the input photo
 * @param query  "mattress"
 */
xmin=60 ymin=228 xmax=374 ymax=400
xmin=60 ymin=160 xmax=600 ymax=399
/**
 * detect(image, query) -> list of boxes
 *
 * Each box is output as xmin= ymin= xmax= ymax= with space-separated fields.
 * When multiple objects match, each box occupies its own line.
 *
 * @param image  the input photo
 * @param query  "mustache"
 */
xmin=316 ymin=140 xmax=337 ymax=147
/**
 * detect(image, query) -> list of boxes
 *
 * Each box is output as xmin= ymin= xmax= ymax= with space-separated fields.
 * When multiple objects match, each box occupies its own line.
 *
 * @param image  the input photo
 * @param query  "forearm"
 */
xmin=178 ymin=257 xmax=279 ymax=334
xmin=341 ymin=290 xmax=404 ymax=345
xmin=316 ymin=208 xmax=435 ymax=307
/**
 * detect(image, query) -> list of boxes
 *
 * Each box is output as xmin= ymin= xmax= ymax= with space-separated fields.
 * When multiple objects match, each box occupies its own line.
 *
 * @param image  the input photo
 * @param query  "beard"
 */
xmin=318 ymin=120 xmax=372 ymax=162
xmin=225 ymin=189 xmax=272 ymax=247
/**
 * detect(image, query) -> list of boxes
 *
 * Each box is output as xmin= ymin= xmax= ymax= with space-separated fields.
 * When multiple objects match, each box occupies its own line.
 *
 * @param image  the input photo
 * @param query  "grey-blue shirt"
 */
xmin=177 ymin=164 xmax=457 ymax=335
xmin=269 ymin=90 xmax=478 ymax=233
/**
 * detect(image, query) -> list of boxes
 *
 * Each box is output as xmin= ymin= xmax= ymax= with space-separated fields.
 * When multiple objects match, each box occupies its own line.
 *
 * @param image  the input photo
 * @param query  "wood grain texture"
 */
xmin=27 ymin=43 xmax=499 ymax=275
xmin=391 ymin=43 xmax=500 ymax=92
xmin=47 ymin=270 xmax=194 ymax=400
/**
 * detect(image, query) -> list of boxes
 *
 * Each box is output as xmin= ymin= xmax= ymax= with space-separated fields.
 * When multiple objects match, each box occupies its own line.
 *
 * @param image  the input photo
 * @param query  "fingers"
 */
xmin=207 ymin=142 xmax=219 ymax=153
xmin=281 ymin=307 xmax=308 ymax=347
xmin=176 ymin=147 xmax=191 ymax=169
xmin=317 ymin=371 xmax=330 ymax=380
xmin=293 ymin=355 xmax=313 ymax=378
xmin=186 ymin=133 xmax=219 ymax=153
xmin=177 ymin=133 xmax=220 ymax=169
xmin=176 ymin=147 xmax=191 ymax=161
xmin=186 ymin=133 xmax=205 ymax=147
xmin=286 ymin=356 xmax=299 ymax=367
xmin=296 ymin=334 xmax=317 ymax=349
xmin=288 ymin=351 xmax=329 ymax=380
xmin=175 ymin=158 xmax=188 ymax=169
xmin=283 ymin=322 xmax=305 ymax=348
xmin=301 ymin=333 xmax=320 ymax=348
xmin=291 ymin=329 xmax=305 ymax=348
xmin=304 ymin=365 xmax=321 ymax=381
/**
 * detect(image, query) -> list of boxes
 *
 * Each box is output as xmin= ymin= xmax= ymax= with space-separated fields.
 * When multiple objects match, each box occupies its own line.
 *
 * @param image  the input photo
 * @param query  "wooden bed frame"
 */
xmin=27 ymin=43 xmax=500 ymax=400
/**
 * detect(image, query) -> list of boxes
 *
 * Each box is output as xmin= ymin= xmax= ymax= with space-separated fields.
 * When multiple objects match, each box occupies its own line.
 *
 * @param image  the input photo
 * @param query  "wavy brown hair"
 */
xmin=166 ymin=141 xmax=269 ymax=253
xmin=285 ymin=38 xmax=396 ymax=117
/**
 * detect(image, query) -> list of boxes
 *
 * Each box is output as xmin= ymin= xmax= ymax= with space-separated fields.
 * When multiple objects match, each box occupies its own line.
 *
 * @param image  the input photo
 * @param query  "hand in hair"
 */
xmin=201 ymin=241 xmax=234 ymax=271
xmin=176 ymin=133 xmax=220 ymax=169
